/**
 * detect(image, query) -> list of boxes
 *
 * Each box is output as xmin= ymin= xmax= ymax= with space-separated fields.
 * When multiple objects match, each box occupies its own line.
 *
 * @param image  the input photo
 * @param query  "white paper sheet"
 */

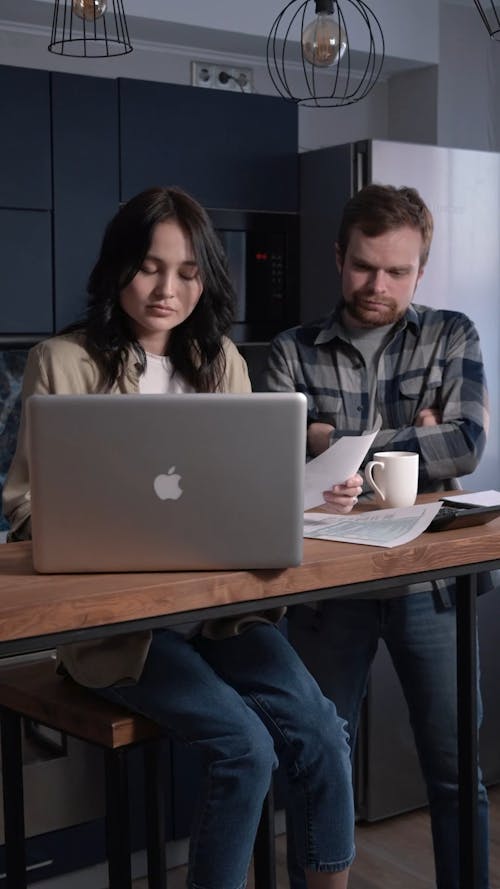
xmin=442 ymin=490 xmax=500 ymax=508
xmin=304 ymin=430 xmax=378 ymax=511
xmin=303 ymin=501 xmax=442 ymax=548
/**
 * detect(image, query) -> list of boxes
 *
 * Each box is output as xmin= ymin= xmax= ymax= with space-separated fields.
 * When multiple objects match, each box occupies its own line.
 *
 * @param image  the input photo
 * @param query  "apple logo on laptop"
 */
xmin=153 ymin=466 xmax=183 ymax=501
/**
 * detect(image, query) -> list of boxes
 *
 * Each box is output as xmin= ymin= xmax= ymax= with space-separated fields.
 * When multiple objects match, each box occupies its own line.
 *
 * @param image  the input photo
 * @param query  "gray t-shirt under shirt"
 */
xmin=343 ymin=321 xmax=432 ymax=600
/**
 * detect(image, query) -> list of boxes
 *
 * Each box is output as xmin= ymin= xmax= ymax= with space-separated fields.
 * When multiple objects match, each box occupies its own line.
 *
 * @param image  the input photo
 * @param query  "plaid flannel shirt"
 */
xmin=264 ymin=303 xmax=489 ymax=491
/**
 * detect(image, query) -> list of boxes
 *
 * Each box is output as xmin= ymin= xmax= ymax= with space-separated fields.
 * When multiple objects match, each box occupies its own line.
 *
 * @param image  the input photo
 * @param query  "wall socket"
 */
xmin=191 ymin=61 xmax=253 ymax=94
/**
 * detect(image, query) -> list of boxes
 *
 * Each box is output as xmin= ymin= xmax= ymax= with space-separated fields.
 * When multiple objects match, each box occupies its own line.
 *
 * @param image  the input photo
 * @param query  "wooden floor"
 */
xmin=134 ymin=784 xmax=500 ymax=888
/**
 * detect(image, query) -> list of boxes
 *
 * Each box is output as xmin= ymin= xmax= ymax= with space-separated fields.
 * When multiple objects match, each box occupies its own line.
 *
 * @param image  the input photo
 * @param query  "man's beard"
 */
xmin=343 ymin=292 xmax=403 ymax=328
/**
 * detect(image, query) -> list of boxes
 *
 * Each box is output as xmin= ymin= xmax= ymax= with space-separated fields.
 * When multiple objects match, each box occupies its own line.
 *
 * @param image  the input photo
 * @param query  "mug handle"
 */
xmin=364 ymin=460 xmax=386 ymax=501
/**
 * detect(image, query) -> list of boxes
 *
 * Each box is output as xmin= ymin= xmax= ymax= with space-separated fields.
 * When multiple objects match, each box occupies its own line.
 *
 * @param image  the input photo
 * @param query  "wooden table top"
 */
xmin=1 ymin=508 xmax=500 ymax=646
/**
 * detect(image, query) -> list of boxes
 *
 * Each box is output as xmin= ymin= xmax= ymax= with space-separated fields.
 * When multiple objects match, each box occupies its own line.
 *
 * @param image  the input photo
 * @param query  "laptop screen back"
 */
xmin=28 ymin=393 xmax=307 ymax=573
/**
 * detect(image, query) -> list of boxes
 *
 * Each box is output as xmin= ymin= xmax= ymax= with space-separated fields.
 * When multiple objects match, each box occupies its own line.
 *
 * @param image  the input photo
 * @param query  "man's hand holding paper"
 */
xmin=304 ymin=429 xmax=378 ymax=511
xmin=322 ymin=474 xmax=363 ymax=514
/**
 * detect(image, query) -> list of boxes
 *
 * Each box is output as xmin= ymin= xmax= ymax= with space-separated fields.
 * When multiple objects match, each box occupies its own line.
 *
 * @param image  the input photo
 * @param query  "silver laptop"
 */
xmin=27 ymin=393 xmax=307 ymax=573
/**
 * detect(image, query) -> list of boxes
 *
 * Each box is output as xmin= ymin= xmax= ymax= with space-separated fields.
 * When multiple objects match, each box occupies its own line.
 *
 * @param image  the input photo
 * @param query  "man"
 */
xmin=264 ymin=184 xmax=490 ymax=889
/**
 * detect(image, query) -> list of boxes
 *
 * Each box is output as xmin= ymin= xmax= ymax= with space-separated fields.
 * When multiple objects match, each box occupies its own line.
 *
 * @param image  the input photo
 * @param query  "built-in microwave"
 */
xmin=208 ymin=209 xmax=299 ymax=344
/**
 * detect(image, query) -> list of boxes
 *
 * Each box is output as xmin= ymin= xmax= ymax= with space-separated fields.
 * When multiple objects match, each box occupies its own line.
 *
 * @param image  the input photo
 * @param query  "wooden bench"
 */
xmin=0 ymin=657 xmax=276 ymax=889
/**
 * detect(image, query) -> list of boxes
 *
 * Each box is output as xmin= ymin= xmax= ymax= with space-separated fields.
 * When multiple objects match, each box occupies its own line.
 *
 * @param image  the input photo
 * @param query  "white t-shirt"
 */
xmin=139 ymin=352 xmax=194 ymax=395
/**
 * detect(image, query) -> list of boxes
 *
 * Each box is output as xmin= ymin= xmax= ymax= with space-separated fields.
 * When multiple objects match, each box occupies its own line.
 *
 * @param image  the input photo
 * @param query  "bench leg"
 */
xmin=1 ymin=709 xmax=27 ymax=889
xmin=143 ymin=740 xmax=167 ymax=889
xmin=104 ymin=747 xmax=132 ymax=889
xmin=253 ymin=784 xmax=276 ymax=889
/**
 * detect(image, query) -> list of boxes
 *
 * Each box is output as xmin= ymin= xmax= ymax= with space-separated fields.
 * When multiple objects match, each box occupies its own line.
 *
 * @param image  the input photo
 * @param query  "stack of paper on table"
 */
xmin=303 ymin=502 xmax=442 ymax=548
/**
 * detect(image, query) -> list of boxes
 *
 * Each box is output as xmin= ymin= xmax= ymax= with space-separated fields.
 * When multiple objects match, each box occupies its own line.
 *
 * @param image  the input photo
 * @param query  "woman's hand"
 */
xmin=322 ymin=474 xmax=363 ymax=514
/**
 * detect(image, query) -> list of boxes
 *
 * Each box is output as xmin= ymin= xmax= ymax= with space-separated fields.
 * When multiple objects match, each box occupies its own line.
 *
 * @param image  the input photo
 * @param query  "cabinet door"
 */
xmin=51 ymin=72 xmax=120 ymax=331
xmin=0 ymin=65 xmax=52 ymax=210
xmin=119 ymin=80 xmax=298 ymax=212
xmin=0 ymin=209 xmax=52 ymax=334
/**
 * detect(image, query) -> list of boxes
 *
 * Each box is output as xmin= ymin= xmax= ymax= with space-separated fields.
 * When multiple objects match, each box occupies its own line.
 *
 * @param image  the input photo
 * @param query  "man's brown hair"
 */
xmin=337 ymin=184 xmax=434 ymax=268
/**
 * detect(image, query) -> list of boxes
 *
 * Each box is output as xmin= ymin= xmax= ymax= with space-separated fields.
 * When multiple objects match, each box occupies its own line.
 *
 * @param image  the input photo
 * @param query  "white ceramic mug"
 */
xmin=364 ymin=451 xmax=419 ymax=509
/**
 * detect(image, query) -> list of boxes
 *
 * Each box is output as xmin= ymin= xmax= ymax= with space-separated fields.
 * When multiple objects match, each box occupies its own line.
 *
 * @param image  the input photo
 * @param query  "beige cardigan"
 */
xmin=3 ymin=333 xmax=285 ymax=687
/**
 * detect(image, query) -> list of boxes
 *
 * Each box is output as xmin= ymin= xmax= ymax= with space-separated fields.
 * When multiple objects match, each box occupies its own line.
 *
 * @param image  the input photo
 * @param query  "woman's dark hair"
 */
xmin=65 ymin=186 xmax=235 ymax=391
xmin=337 ymin=184 xmax=434 ymax=268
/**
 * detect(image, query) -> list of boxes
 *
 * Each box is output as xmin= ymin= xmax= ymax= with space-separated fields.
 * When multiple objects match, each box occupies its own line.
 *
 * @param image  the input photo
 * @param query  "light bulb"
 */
xmin=302 ymin=11 xmax=347 ymax=67
xmin=72 ymin=0 xmax=107 ymax=21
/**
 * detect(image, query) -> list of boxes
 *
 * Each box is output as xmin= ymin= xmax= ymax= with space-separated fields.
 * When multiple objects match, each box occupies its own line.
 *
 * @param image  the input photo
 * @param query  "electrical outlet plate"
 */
xmin=191 ymin=61 xmax=253 ymax=94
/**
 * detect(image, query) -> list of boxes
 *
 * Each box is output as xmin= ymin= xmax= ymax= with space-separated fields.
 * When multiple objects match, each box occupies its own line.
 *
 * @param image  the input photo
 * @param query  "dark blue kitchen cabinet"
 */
xmin=0 ymin=209 xmax=52 ymax=334
xmin=0 ymin=66 xmax=52 ymax=211
xmin=119 ymin=79 xmax=298 ymax=212
xmin=1 ymin=66 xmax=298 ymax=335
xmin=51 ymin=72 xmax=120 ymax=331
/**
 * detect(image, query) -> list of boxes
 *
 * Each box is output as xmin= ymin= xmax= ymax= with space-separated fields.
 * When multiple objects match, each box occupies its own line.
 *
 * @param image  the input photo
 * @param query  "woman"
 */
xmin=3 ymin=186 xmax=362 ymax=889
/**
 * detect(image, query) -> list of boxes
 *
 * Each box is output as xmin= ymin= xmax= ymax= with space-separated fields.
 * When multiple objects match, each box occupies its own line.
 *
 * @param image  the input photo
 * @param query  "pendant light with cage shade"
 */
xmin=267 ymin=0 xmax=385 ymax=107
xmin=48 ymin=0 xmax=133 ymax=57
xmin=473 ymin=0 xmax=500 ymax=39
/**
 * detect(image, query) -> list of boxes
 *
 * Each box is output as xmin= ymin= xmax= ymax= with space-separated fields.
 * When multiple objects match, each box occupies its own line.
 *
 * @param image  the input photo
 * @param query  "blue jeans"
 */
xmin=287 ymin=591 xmax=490 ymax=889
xmin=97 ymin=623 xmax=355 ymax=889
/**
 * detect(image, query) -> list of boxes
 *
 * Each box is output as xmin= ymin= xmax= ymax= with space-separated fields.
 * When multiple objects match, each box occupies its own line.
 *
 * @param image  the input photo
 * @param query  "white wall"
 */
xmin=299 ymin=82 xmax=389 ymax=152
xmin=438 ymin=1 xmax=500 ymax=151
xmin=388 ymin=67 xmax=439 ymax=145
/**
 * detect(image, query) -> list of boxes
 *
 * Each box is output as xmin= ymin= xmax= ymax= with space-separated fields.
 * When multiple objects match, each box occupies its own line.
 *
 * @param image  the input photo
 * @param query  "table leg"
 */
xmin=0 ymin=709 xmax=27 ymax=888
xmin=455 ymin=573 xmax=479 ymax=889
xmin=253 ymin=783 xmax=276 ymax=889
